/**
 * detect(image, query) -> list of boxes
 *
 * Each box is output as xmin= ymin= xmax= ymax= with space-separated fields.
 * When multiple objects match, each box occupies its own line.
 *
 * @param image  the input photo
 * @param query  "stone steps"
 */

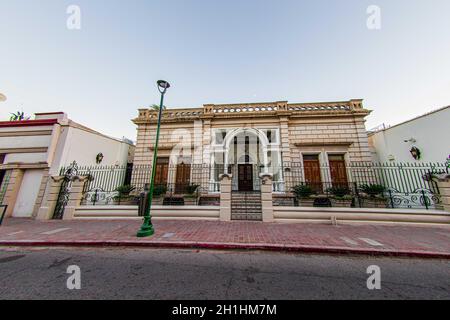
xmin=231 ymin=192 xmax=263 ymax=220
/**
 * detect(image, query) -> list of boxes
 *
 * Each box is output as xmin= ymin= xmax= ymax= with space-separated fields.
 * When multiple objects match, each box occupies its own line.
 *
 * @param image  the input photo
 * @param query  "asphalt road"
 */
xmin=0 ymin=247 xmax=448 ymax=300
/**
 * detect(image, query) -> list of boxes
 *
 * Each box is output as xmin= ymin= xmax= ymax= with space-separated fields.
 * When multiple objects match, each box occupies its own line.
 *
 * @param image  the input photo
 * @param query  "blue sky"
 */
xmin=1 ymin=0 xmax=450 ymax=140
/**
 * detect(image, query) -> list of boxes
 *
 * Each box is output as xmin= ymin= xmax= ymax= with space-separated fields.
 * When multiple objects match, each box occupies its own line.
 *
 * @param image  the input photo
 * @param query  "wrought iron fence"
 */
xmin=0 ymin=205 xmax=7 ymax=226
xmin=59 ymin=164 xmax=218 ymax=206
xmin=281 ymin=162 xmax=447 ymax=210
xmin=0 ymin=170 xmax=11 ymax=204
xmin=58 ymin=161 xmax=447 ymax=209
xmin=277 ymin=181 xmax=442 ymax=210
xmin=281 ymin=162 xmax=447 ymax=191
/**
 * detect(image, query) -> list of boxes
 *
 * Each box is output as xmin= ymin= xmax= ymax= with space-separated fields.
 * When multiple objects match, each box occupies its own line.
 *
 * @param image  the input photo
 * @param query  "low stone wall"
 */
xmin=437 ymin=177 xmax=450 ymax=212
xmin=274 ymin=207 xmax=450 ymax=225
xmin=74 ymin=205 xmax=220 ymax=220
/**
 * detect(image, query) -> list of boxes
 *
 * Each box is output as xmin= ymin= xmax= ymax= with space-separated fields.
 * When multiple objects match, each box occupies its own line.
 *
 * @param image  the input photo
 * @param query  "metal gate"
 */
xmin=231 ymin=191 xmax=263 ymax=221
xmin=52 ymin=161 xmax=78 ymax=220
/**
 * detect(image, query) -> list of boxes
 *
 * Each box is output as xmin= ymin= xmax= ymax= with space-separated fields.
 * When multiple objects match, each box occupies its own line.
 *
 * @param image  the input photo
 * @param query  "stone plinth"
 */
xmin=436 ymin=175 xmax=450 ymax=213
xmin=219 ymin=174 xmax=232 ymax=222
xmin=260 ymin=173 xmax=274 ymax=222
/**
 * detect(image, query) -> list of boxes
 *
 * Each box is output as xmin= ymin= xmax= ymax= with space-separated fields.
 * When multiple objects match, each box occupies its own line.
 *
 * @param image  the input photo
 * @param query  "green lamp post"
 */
xmin=137 ymin=80 xmax=171 ymax=238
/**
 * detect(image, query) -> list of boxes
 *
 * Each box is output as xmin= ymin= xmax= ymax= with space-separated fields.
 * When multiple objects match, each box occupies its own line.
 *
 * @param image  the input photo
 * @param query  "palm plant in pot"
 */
xmin=183 ymin=184 xmax=200 ymax=205
xmin=113 ymin=185 xmax=136 ymax=205
xmin=359 ymin=184 xmax=388 ymax=208
xmin=327 ymin=186 xmax=353 ymax=207
xmin=292 ymin=184 xmax=316 ymax=207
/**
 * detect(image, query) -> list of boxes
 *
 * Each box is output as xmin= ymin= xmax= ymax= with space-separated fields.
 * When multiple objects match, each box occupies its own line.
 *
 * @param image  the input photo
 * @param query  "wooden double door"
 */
xmin=303 ymin=155 xmax=348 ymax=191
xmin=175 ymin=163 xmax=191 ymax=194
xmin=329 ymin=159 xmax=348 ymax=187
xmin=154 ymin=159 xmax=192 ymax=194
xmin=303 ymin=158 xmax=322 ymax=192
xmin=238 ymin=164 xmax=254 ymax=191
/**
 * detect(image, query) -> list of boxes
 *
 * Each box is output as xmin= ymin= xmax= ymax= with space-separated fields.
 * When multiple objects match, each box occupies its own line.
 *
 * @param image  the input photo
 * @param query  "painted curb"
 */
xmin=0 ymin=240 xmax=449 ymax=259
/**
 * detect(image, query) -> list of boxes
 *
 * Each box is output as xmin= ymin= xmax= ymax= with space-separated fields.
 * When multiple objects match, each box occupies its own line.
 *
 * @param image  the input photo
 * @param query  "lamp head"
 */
xmin=157 ymin=80 xmax=170 ymax=94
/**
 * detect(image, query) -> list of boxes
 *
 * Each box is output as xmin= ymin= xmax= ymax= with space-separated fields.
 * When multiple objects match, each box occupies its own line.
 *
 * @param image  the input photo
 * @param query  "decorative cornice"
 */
xmin=0 ymin=147 xmax=48 ymax=154
xmin=0 ymin=162 xmax=49 ymax=170
xmin=294 ymin=141 xmax=353 ymax=147
xmin=0 ymin=119 xmax=58 ymax=128
xmin=219 ymin=173 xmax=232 ymax=181
xmin=132 ymin=99 xmax=371 ymax=125
xmin=148 ymin=144 xmax=178 ymax=150
xmin=0 ymin=130 xmax=53 ymax=137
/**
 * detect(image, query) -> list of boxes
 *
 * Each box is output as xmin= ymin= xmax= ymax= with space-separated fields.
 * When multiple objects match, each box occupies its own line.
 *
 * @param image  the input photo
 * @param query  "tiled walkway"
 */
xmin=0 ymin=218 xmax=449 ymax=257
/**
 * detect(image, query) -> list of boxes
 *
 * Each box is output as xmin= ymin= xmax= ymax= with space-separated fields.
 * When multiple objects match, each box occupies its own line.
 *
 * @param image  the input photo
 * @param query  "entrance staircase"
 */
xmin=231 ymin=191 xmax=262 ymax=221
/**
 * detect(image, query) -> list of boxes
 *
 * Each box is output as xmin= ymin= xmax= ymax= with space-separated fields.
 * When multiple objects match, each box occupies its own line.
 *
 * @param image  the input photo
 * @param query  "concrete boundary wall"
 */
xmin=75 ymin=205 xmax=220 ymax=221
xmin=274 ymin=207 xmax=450 ymax=225
xmin=73 ymin=205 xmax=450 ymax=226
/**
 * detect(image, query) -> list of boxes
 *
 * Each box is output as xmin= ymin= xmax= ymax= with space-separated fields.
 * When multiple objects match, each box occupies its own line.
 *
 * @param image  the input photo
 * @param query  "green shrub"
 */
xmin=292 ymin=184 xmax=314 ymax=198
xmin=360 ymin=184 xmax=386 ymax=197
xmin=114 ymin=185 xmax=136 ymax=196
xmin=327 ymin=186 xmax=351 ymax=198
xmin=185 ymin=184 xmax=200 ymax=195
xmin=153 ymin=185 xmax=167 ymax=197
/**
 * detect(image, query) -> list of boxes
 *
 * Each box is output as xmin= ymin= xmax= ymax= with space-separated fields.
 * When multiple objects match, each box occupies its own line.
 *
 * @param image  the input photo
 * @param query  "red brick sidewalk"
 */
xmin=1 ymin=218 xmax=449 ymax=258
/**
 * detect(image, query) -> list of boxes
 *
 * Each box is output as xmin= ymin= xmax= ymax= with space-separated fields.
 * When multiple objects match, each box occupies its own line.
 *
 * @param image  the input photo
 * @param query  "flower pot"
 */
xmin=113 ymin=196 xmax=138 ymax=206
xmin=152 ymin=196 xmax=164 ymax=205
xmin=298 ymin=197 xmax=315 ymax=207
xmin=331 ymin=198 xmax=353 ymax=208
xmin=183 ymin=196 xmax=197 ymax=206
xmin=361 ymin=197 xmax=388 ymax=208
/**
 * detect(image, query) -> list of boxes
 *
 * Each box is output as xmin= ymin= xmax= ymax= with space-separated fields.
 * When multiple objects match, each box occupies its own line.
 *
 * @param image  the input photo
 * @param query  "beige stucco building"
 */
xmin=132 ymin=99 xmax=372 ymax=195
xmin=0 ymin=112 xmax=135 ymax=219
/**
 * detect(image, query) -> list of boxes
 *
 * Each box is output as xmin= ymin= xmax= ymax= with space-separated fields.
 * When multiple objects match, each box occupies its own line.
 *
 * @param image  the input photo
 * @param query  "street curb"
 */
xmin=1 ymin=240 xmax=449 ymax=259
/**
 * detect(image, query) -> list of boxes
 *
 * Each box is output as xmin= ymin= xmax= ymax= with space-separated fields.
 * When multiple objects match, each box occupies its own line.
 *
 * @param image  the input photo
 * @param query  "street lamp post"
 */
xmin=137 ymin=80 xmax=170 ymax=238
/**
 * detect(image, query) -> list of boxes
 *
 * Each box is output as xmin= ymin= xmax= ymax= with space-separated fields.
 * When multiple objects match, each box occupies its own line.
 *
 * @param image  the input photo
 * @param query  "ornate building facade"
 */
xmin=132 ymin=99 xmax=372 ymax=195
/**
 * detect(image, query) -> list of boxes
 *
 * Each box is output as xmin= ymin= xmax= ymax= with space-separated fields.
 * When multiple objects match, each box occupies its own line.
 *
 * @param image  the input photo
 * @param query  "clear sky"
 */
xmin=1 ymin=0 xmax=450 ymax=141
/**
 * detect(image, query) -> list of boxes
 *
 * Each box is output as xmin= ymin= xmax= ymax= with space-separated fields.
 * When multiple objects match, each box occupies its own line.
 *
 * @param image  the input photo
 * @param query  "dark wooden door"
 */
xmin=175 ymin=163 xmax=191 ymax=194
xmin=238 ymin=164 xmax=253 ymax=191
xmin=154 ymin=158 xmax=169 ymax=189
xmin=329 ymin=160 xmax=348 ymax=188
xmin=304 ymin=159 xmax=322 ymax=192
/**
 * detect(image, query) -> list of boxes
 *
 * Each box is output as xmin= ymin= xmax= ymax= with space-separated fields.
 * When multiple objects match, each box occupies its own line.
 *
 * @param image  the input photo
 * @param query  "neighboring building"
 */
xmin=132 ymin=99 xmax=372 ymax=195
xmin=0 ymin=112 xmax=135 ymax=218
xmin=368 ymin=106 xmax=450 ymax=163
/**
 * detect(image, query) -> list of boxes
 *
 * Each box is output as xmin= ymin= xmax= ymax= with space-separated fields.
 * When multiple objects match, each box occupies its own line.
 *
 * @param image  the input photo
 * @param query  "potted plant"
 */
xmin=292 ymin=184 xmax=316 ymax=207
xmin=184 ymin=184 xmax=200 ymax=205
xmin=359 ymin=184 xmax=388 ymax=208
xmin=327 ymin=186 xmax=353 ymax=207
xmin=152 ymin=185 xmax=168 ymax=205
xmin=113 ymin=185 xmax=136 ymax=205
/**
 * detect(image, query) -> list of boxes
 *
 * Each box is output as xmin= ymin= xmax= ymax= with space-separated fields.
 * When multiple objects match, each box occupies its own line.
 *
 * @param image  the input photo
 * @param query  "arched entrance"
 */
xmin=224 ymin=128 xmax=268 ymax=191
xmin=210 ymin=127 xmax=284 ymax=193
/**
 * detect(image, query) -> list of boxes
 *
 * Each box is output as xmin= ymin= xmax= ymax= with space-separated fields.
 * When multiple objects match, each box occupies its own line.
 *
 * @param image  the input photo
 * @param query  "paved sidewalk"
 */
xmin=0 ymin=218 xmax=449 ymax=258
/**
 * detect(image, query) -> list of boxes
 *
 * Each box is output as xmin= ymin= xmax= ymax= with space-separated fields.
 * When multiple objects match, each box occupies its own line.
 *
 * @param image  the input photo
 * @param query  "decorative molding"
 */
xmin=0 ymin=147 xmax=48 ymax=154
xmin=259 ymin=173 xmax=273 ymax=181
xmin=219 ymin=173 xmax=232 ymax=181
xmin=0 ymin=119 xmax=58 ymax=128
xmin=148 ymin=145 xmax=177 ymax=151
xmin=133 ymin=99 xmax=370 ymax=125
xmin=0 ymin=130 xmax=53 ymax=137
xmin=294 ymin=141 xmax=353 ymax=147
xmin=0 ymin=162 xmax=49 ymax=170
